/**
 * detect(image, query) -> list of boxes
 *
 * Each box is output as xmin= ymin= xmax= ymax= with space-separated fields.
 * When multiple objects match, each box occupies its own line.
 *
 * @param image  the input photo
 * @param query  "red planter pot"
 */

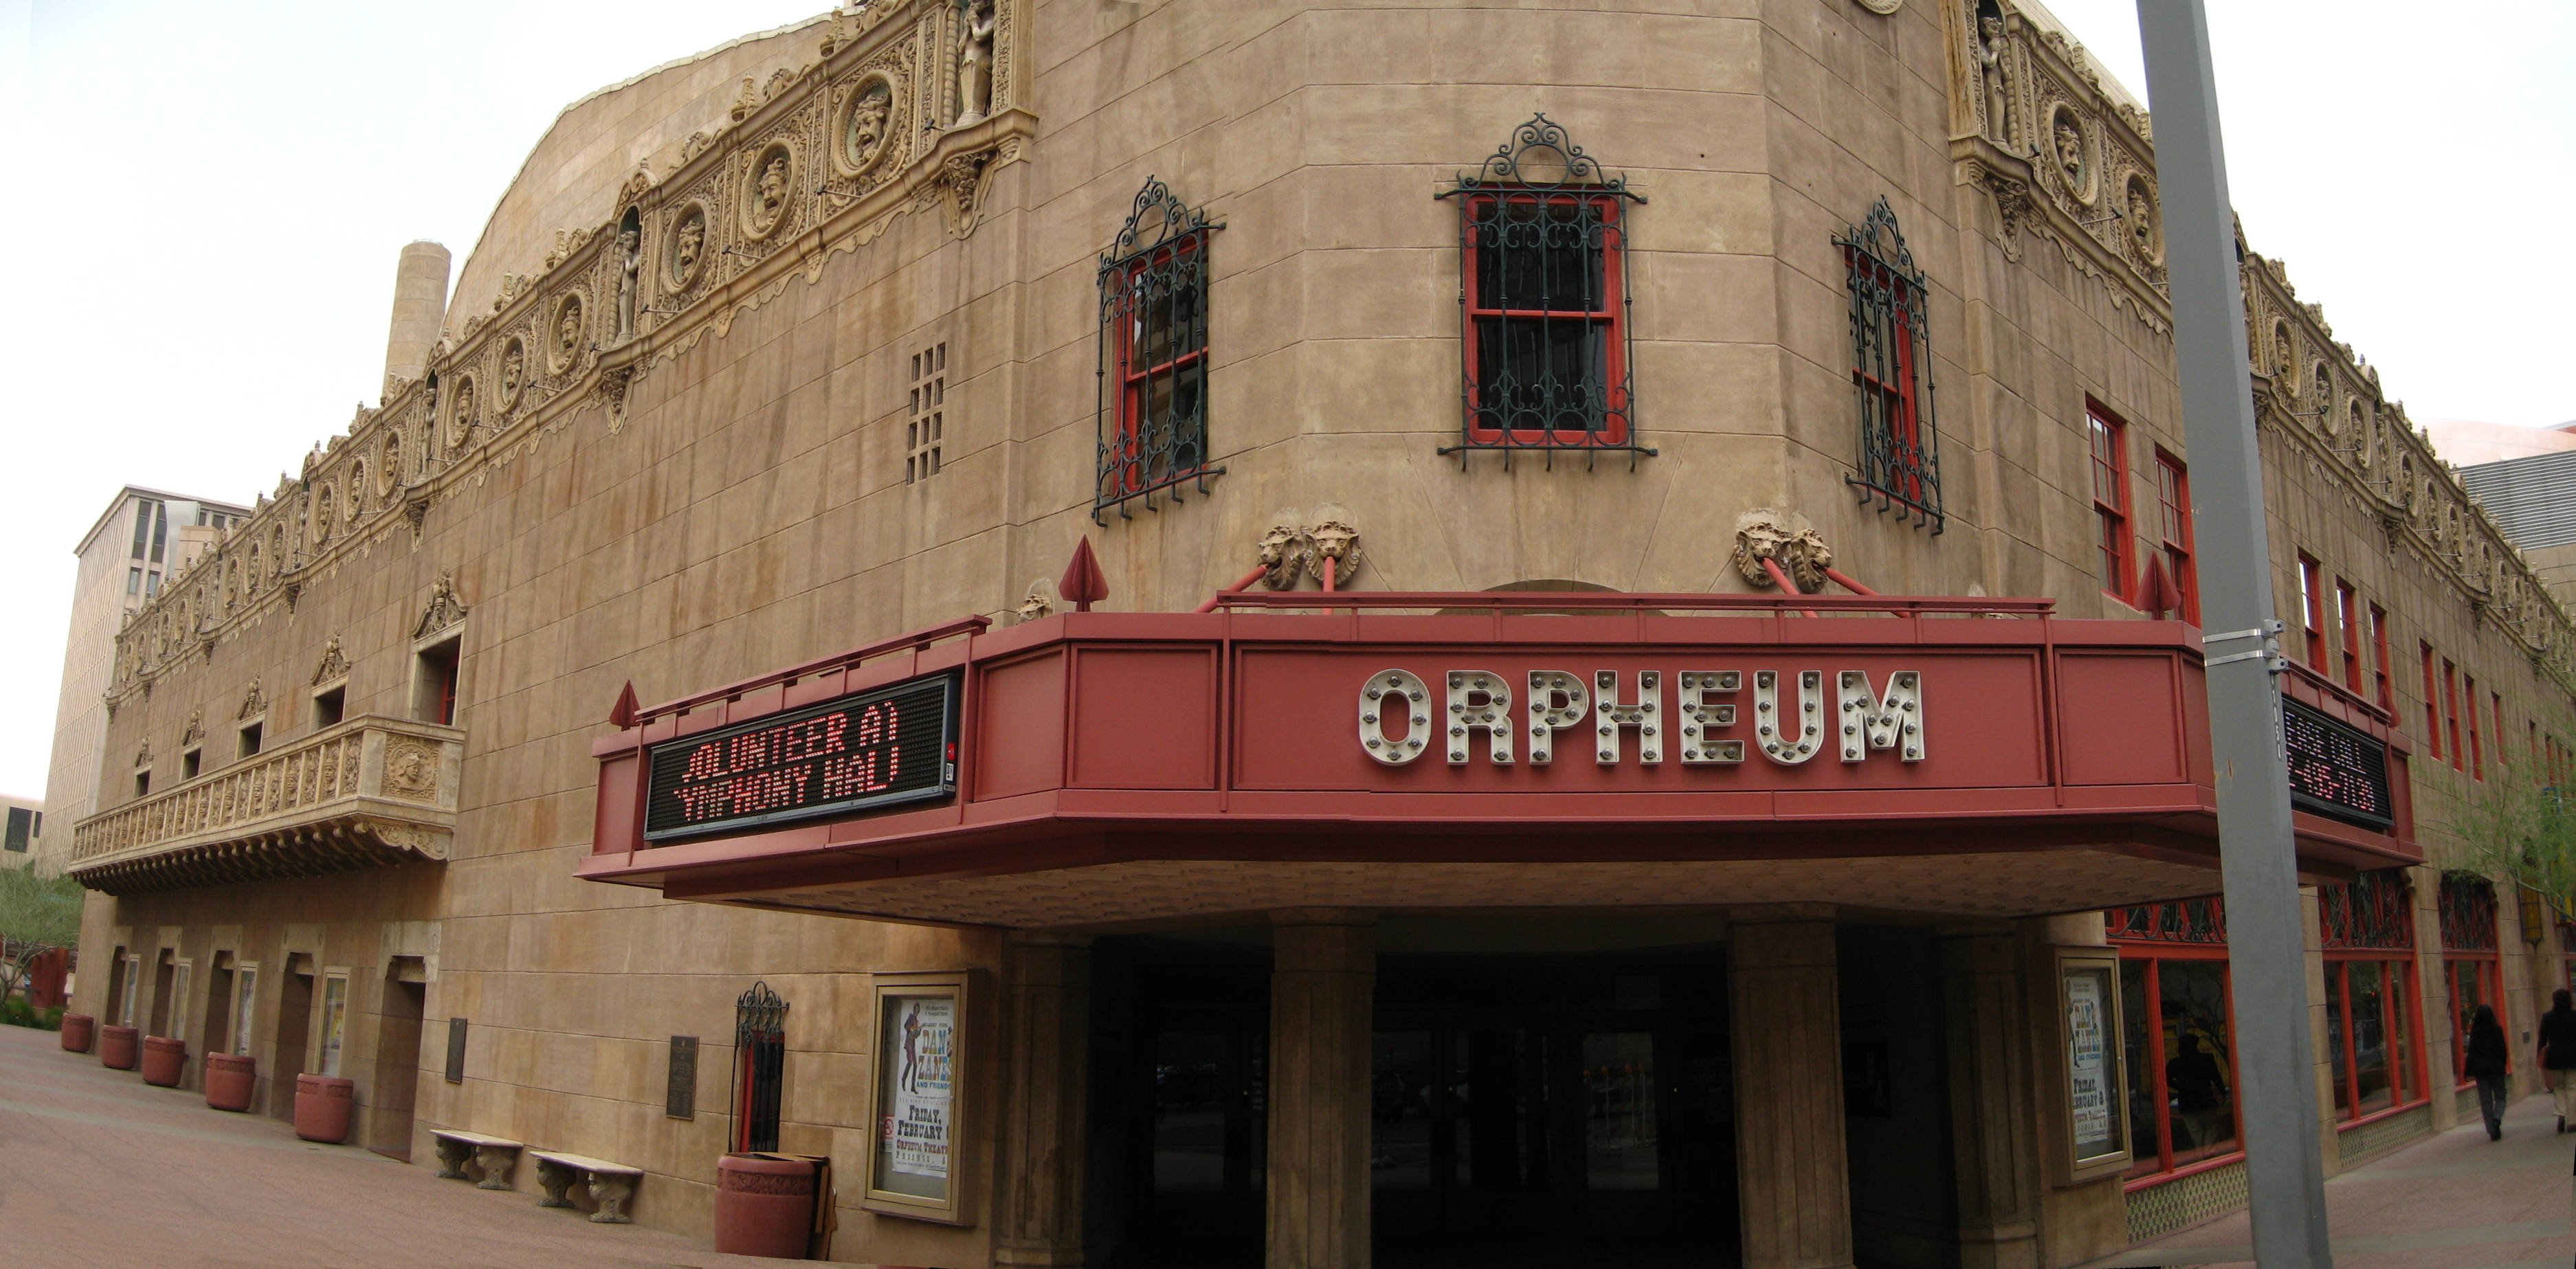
xmin=293 ymin=1074 xmax=355 ymax=1143
xmin=712 ymin=1154 xmax=819 ymax=1259
xmin=140 ymin=1035 xmax=187 ymax=1087
xmin=98 ymin=1024 xmax=139 ymax=1070
xmin=58 ymin=1013 xmax=94 ymax=1053
xmin=204 ymin=1053 xmax=257 ymax=1112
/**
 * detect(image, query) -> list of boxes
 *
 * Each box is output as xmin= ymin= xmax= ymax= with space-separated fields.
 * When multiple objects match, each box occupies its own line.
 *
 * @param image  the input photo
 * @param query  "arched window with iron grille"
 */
xmin=733 ymin=981 xmax=788 ymax=1153
xmin=1096 ymin=176 xmax=1221 ymax=523
xmin=1437 ymin=115 xmax=1649 ymax=467
xmin=1837 ymin=198 xmax=1942 ymax=532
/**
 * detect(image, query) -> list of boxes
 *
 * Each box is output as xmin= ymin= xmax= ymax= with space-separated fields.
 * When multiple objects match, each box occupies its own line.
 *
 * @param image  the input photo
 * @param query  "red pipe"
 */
xmin=1322 ymin=557 xmax=1337 ymax=593
xmin=1195 ymin=566 xmax=1271 ymax=614
xmin=1823 ymin=566 xmax=1878 ymax=596
xmin=1760 ymin=557 xmax=1819 ymax=618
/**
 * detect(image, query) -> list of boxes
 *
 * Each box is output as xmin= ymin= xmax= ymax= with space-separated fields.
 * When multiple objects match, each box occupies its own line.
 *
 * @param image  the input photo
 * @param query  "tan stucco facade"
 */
xmin=56 ymin=3 xmax=2576 ymax=1266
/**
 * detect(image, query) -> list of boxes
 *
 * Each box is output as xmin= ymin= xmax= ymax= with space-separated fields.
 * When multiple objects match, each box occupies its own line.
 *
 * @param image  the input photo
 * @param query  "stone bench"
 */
xmin=429 ymin=1129 xmax=524 ymax=1191
xmin=528 ymin=1149 xmax=643 ymax=1224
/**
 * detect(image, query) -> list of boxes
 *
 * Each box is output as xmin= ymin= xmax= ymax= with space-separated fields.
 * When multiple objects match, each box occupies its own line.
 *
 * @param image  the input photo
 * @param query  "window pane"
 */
xmin=1155 ymin=1031 xmax=1229 ymax=1192
xmin=1581 ymin=1031 xmax=1657 ymax=1191
xmin=1474 ymin=199 xmax=1606 ymax=313
xmin=2451 ymin=958 xmax=2479 ymax=1083
xmin=2324 ymin=964 xmax=2350 ymax=1118
xmin=1475 ymin=317 xmax=1606 ymax=433
xmin=2122 ymin=961 xmax=2162 ymax=1178
xmin=2351 ymin=961 xmax=2392 ymax=1114
xmin=2161 ymin=961 xmax=2236 ymax=1165
xmin=1370 ymin=1031 xmax=1434 ymax=1191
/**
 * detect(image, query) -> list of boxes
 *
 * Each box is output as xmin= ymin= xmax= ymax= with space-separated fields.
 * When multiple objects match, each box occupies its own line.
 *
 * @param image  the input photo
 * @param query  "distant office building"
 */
xmin=30 ymin=490 xmax=250 ymax=873
xmin=2463 ymin=451 xmax=2576 ymax=606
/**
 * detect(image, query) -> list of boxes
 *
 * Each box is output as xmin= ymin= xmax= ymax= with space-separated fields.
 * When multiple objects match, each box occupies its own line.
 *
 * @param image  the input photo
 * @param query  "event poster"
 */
xmin=2064 ymin=965 xmax=2120 ymax=1161
xmin=879 ymin=994 xmax=956 ymax=1194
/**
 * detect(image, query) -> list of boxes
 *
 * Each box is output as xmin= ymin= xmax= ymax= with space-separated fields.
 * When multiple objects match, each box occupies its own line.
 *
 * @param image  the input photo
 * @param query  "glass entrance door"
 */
xmin=1372 ymin=967 xmax=1734 ymax=1269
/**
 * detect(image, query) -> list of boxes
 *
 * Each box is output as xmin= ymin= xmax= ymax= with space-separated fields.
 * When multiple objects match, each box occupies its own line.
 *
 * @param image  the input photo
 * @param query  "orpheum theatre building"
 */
xmin=60 ymin=3 xmax=2576 ymax=1268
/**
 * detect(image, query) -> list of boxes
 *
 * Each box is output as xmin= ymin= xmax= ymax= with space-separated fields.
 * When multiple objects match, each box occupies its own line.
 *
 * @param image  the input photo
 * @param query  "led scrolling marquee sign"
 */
xmin=2280 ymin=697 xmax=2394 ymax=830
xmin=643 ymin=671 xmax=959 ymax=842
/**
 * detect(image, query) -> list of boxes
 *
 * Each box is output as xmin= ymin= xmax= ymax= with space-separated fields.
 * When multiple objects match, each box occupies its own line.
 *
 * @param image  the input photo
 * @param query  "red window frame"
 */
xmin=2153 ymin=450 xmax=2198 ymax=622
xmin=2444 ymin=660 xmax=2464 ymax=772
xmin=2420 ymin=643 xmax=2442 ymax=759
xmin=2089 ymin=403 xmax=2132 ymax=603
xmin=2466 ymin=674 xmax=2484 ymax=781
xmin=2114 ymin=941 xmax=2243 ymax=1186
xmin=1107 ymin=232 xmax=1212 ymax=497
xmin=2296 ymin=554 xmax=2327 ymax=669
xmin=2493 ymin=691 xmax=2507 ymax=765
xmin=1461 ymin=191 xmax=1630 ymax=447
xmin=2448 ymin=956 xmax=2507 ymax=1086
xmin=2369 ymin=604 xmax=2392 ymax=710
xmin=2335 ymin=581 xmax=2362 ymax=693
xmin=2322 ymin=955 xmax=2426 ymax=1122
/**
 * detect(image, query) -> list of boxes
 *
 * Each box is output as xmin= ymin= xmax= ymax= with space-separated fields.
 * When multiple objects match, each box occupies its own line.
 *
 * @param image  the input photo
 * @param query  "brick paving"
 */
xmin=0 ymin=1022 xmax=784 ymax=1268
xmin=2089 ymin=1093 xmax=2576 ymax=1268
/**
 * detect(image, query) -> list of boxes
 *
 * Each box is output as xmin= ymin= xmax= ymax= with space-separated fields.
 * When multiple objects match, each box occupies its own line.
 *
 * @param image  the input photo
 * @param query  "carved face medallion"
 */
xmin=669 ymin=206 xmax=708 ymax=289
xmin=449 ymin=375 xmax=477 ymax=447
xmin=2053 ymin=115 xmax=2083 ymax=186
xmin=846 ymin=80 xmax=894 ymax=171
xmin=754 ymin=153 xmax=790 ymax=232
xmin=2124 ymin=177 xmax=2159 ymax=264
xmin=500 ymin=339 xmax=525 ymax=406
xmin=553 ymin=297 xmax=584 ymax=371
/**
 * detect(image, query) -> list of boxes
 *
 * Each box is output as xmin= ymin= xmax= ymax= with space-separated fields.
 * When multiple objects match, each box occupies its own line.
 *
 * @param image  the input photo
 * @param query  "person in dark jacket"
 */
xmin=2465 ymin=1003 xmax=2511 ymax=1141
xmin=2537 ymin=988 xmax=2576 ymax=1132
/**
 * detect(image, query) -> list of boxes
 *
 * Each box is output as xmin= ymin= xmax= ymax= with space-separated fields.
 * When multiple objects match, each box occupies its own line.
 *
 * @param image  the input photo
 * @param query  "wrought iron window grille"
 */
xmin=2438 ymin=874 xmax=2500 ymax=952
xmin=733 ymin=980 xmax=788 ymax=1154
xmin=2321 ymin=870 xmax=2415 ymax=951
xmin=1436 ymin=115 xmax=1651 ymax=469
xmin=2105 ymin=895 xmax=2228 ymax=944
xmin=1096 ymin=177 xmax=1222 ymax=523
xmin=1836 ymin=198 xmax=1943 ymax=532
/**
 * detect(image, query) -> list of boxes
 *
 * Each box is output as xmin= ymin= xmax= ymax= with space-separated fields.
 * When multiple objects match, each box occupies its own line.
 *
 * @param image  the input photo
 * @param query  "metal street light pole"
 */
xmin=2133 ymin=2 xmax=2335 ymax=1265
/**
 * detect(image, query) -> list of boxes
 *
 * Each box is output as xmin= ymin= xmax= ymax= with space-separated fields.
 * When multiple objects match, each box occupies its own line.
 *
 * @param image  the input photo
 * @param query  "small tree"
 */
xmin=2439 ymin=774 xmax=2576 ymax=922
xmin=0 ymin=860 xmax=83 ymax=1007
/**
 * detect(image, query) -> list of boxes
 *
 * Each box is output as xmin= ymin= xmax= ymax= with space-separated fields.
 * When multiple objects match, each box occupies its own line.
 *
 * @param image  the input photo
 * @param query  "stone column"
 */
xmin=1267 ymin=910 xmax=1375 ymax=1269
xmin=1938 ymin=925 xmax=2040 ymax=1269
xmin=997 ymin=933 xmax=1092 ymax=1268
xmin=1729 ymin=906 xmax=1856 ymax=1269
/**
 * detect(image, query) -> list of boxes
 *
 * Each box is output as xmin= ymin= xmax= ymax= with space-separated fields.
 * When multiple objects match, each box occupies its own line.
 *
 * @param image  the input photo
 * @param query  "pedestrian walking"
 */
xmin=2465 ymin=1002 xmax=2511 ymax=1141
xmin=2537 ymin=987 xmax=2576 ymax=1132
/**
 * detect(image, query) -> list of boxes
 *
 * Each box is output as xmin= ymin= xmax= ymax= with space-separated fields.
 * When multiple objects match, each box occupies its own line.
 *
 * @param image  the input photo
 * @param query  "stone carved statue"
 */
xmin=673 ymin=211 xmax=707 ymax=285
xmin=2052 ymin=112 xmax=2083 ymax=190
xmin=1977 ymin=12 xmax=2017 ymax=150
xmin=753 ymin=153 xmax=791 ymax=233
xmin=616 ymin=227 xmax=641 ymax=340
xmin=847 ymin=80 xmax=893 ymax=169
xmin=955 ymin=0 xmax=996 ymax=126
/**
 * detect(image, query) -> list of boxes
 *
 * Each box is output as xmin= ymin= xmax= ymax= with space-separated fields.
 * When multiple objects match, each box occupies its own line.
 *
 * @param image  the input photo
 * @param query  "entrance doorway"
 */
xmin=271 ymin=967 xmax=313 ymax=1121
xmin=1093 ymin=923 xmax=1737 ymax=1269
xmin=370 ymin=965 xmax=428 ymax=1159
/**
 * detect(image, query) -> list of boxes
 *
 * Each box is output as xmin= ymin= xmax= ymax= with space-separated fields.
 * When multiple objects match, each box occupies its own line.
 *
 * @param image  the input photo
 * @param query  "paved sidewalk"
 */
xmin=2089 ymin=1093 xmax=2575 ymax=1268
xmin=0 ymin=1022 xmax=784 ymax=1268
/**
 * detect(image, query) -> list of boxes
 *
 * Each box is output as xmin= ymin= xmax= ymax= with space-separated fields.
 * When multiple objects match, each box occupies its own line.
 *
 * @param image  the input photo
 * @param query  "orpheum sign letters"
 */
xmin=1359 ymin=666 xmax=1924 ymax=767
xmin=642 ymin=671 xmax=957 ymax=842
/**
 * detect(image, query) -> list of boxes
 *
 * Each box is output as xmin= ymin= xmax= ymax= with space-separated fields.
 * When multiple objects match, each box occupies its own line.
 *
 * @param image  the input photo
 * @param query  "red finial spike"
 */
xmin=1060 ymin=537 xmax=1109 ymax=612
xmin=609 ymin=680 xmax=640 ymax=729
xmin=2140 ymin=554 xmax=2184 ymax=620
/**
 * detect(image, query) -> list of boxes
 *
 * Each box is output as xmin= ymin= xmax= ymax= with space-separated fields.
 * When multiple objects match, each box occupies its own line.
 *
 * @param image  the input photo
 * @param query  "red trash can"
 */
xmin=712 ymin=1153 xmax=820 ymax=1259
xmin=204 ymin=1053 xmax=257 ymax=1112
xmin=293 ymin=1073 xmax=355 ymax=1143
xmin=98 ymin=1024 xmax=139 ymax=1070
xmin=140 ymin=1035 xmax=187 ymax=1087
xmin=58 ymin=1013 xmax=94 ymax=1053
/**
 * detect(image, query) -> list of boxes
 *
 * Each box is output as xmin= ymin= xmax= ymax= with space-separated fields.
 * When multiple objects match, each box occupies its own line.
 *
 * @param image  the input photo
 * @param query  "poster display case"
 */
xmin=2041 ymin=946 xmax=2132 ymax=1184
xmin=864 ymin=970 xmax=977 ymax=1224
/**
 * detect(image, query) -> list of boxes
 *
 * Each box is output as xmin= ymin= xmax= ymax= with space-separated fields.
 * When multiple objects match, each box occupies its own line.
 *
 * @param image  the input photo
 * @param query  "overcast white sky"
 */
xmin=0 ymin=1 xmax=2568 ymax=802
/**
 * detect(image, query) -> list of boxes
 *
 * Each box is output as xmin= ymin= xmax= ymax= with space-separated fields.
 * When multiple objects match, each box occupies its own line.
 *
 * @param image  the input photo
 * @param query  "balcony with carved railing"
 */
xmin=69 ymin=715 xmax=463 ymax=895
